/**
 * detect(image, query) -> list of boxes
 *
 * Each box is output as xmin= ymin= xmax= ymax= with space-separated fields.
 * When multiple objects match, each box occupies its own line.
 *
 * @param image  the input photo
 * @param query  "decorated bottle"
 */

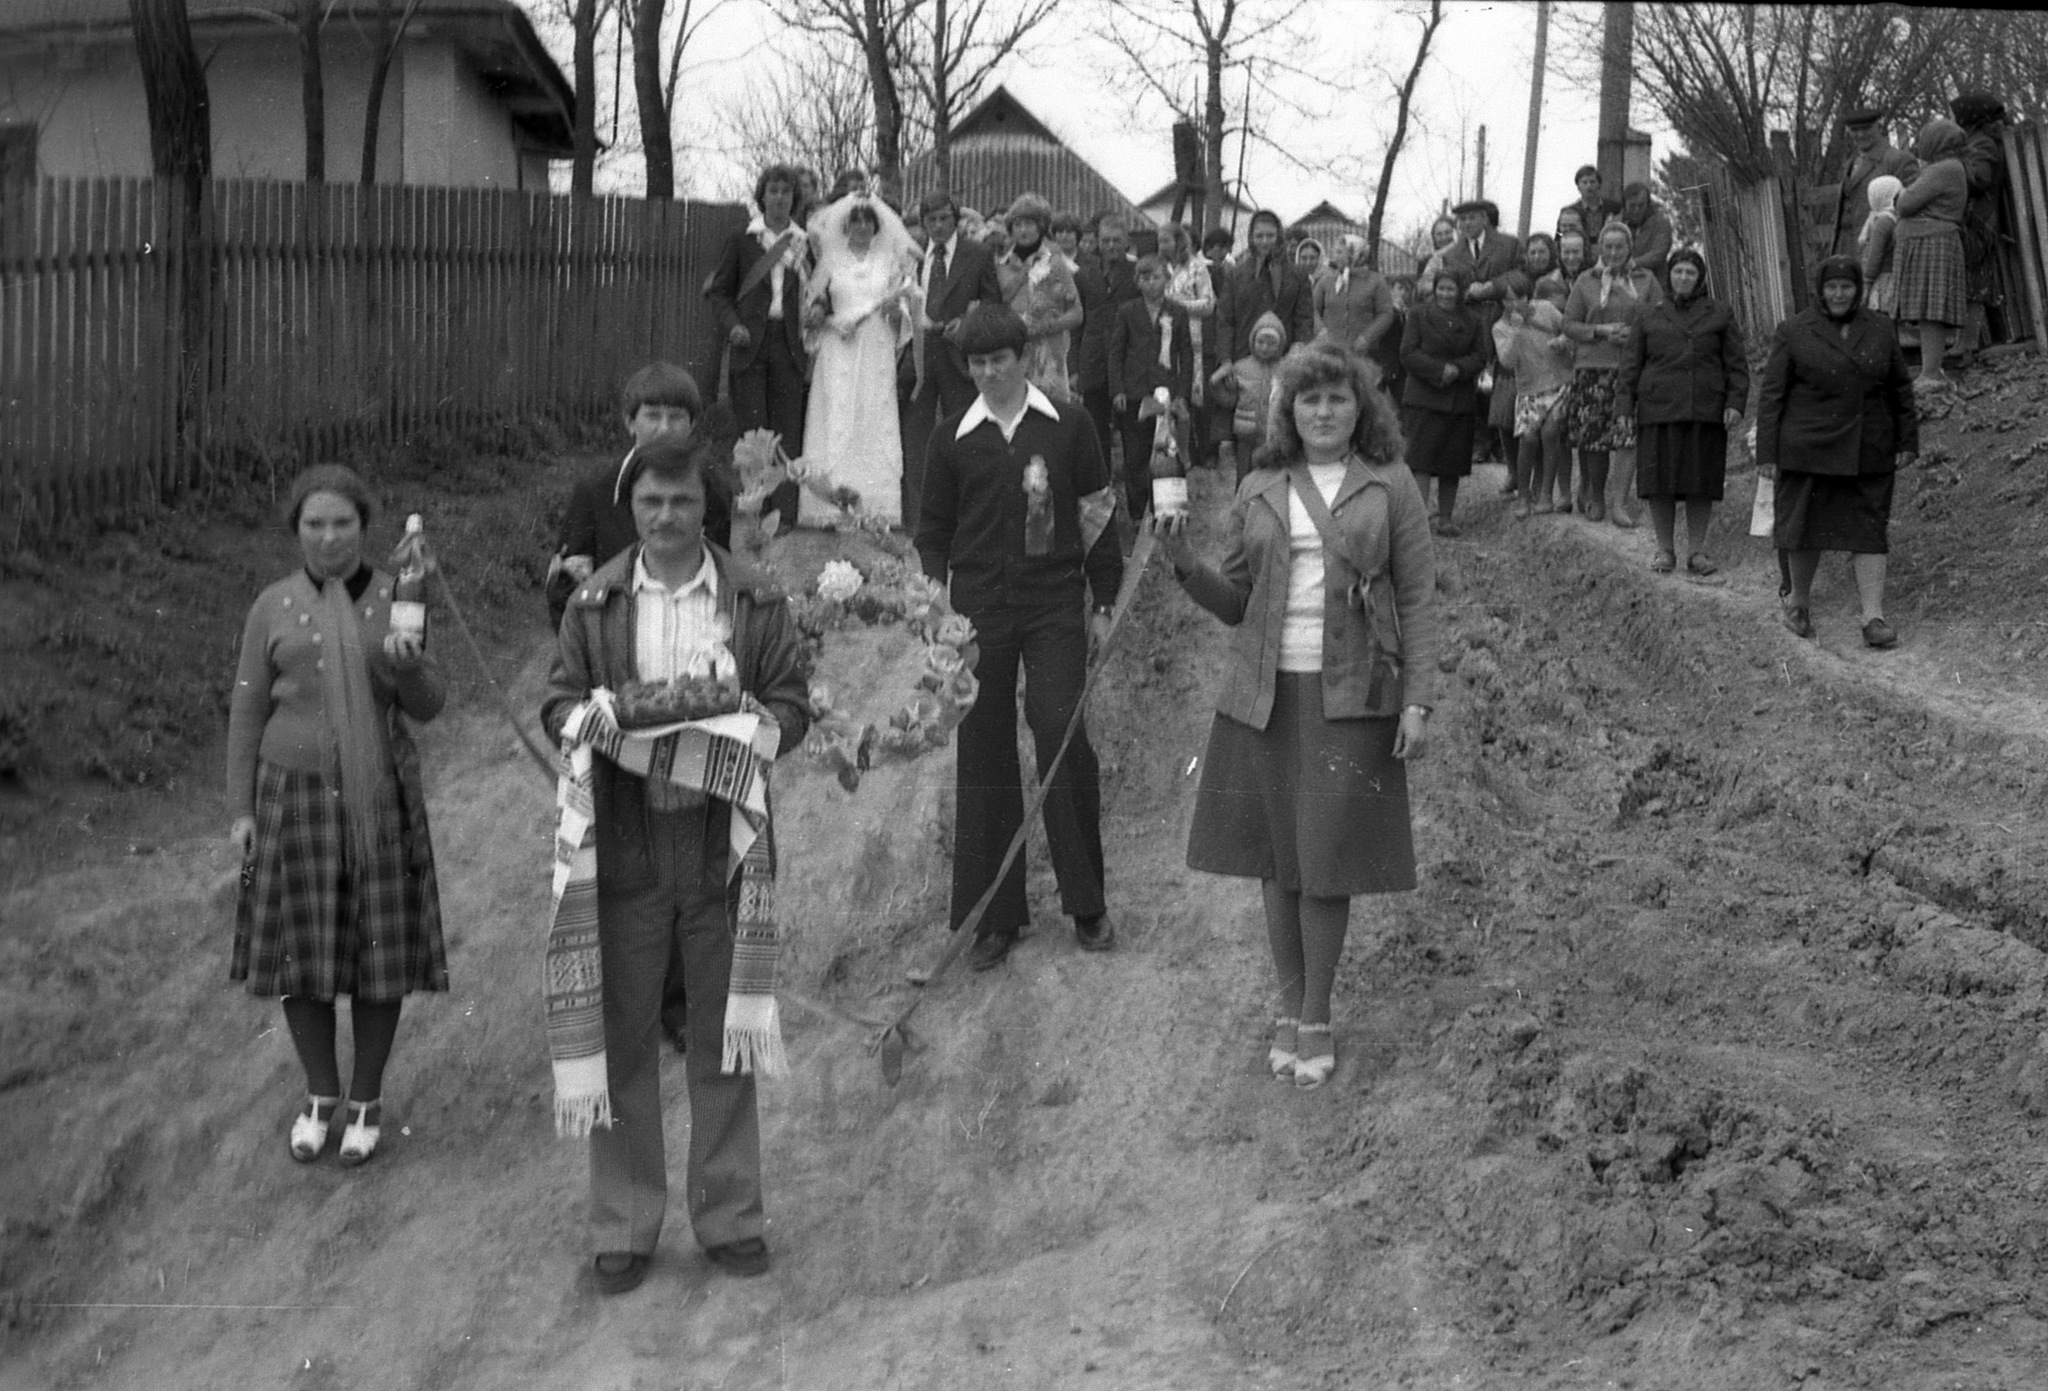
xmin=1148 ymin=388 xmax=1188 ymax=520
xmin=1023 ymin=455 xmax=1054 ymax=555
xmin=389 ymin=514 xmax=428 ymax=643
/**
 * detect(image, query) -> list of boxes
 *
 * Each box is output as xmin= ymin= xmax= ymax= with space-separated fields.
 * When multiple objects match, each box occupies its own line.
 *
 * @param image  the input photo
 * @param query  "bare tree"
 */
xmin=909 ymin=0 xmax=1059 ymax=189
xmin=772 ymin=0 xmax=923 ymax=197
xmin=360 ymin=0 xmax=424 ymax=184
xmin=1363 ymin=0 xmax=1442 ymax=262
xmin=570 ymin=0 xmax=603 ymax=194
xmin=298 ymin=0 xmax=327 ymax=182
xmin=714 ymin=37 xmax=883 ymax=190
xmin=129 ymin=0 xmax=212 ymax=193
xmin=633 ymin=0 xmax=733 ymax=198
xmin=1091 ymin=0 xmax=1320 ymax=233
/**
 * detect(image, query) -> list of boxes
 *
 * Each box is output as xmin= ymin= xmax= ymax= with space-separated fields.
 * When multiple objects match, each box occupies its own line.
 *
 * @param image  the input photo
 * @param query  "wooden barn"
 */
xmin=901 ymin=86 xmax=1142 ymax=227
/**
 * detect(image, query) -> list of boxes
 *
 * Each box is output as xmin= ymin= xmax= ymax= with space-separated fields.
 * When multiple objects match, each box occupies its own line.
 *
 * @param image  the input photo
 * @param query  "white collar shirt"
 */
xmin=632 ymin=547 xmax=721 ymax=684
xmin=749 ymin=215 xmax=799 ymax=320
xmin=956 ymin=383 xmax=1061 ymax=444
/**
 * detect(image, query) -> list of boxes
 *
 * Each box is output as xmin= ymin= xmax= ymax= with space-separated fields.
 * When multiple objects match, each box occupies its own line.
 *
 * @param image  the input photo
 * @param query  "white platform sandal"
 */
xmin=337 ymin=1099 xmax=382 ymax=1168
xmin=1268 ymin=1018 xmax=1300 ymax=1079
xmin=1293 ymin=1025 xmax=1335 ymax=1090
xmin=289 ymin=1095 xmax=340 ymax=1163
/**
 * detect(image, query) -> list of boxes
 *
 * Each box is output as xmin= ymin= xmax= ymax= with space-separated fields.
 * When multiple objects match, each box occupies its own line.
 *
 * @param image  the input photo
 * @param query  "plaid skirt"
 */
xmin=1567 ymin=368 xmax=1637 ymax=451
xmin=233 ymin=760 xmax=448 ymax=1001
xmin=1893 ymin=227 xmax=1966 ymax=327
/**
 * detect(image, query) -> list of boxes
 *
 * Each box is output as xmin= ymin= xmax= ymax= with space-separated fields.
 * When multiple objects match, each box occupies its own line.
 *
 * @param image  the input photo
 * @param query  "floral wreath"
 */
xmin=727 ymin=431 xmax=979 ymax=793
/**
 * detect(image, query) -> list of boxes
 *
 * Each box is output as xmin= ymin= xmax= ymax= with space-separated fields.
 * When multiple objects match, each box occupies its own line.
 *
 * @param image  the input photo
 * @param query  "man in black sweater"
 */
xmin=916 ymin=305 xmax=1124 ymax=968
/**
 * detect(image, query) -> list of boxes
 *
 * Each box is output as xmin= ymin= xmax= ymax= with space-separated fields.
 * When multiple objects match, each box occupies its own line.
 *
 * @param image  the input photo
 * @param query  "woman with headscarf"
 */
xmin=1415 ymin=216 xmax=1458 ymax=298
xmin=800 ymin=193 xmax=921 ymax=527
xmin=1160 ymin=221 xmax=1218 ymax=462
xmin=1314 ymin=234 xmax=1397 ymax=363
xmin=1616 ymin=247 xmax=1749 ymax=575
xmin=1295 ymin=238 xmax=1325 ymax=283
xmin=1858 ymin=175 xmax=1905 ymax=317
xmin=1546 ymin=231 xmax=1591 ymax=511
xmin=1951 ymin=91 xmax=2011 ymax=352
xmin=1892 ymin=117 xmax=1970 ymax=391
xmin=228 ymin=465 xmax=449 ymax=1168
xmin=1562 ymin=220 xmax=1663 ymax=524
xmin=1400 ymin=265 xmax=1488 ymax=536
xmin=1756 ymin=257 xmax=1918 ymax=648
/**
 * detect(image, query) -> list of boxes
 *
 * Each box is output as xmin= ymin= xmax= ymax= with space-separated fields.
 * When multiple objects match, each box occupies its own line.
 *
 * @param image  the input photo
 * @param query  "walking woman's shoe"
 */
xmin=338 ymin=1100 xmax=382 ymax=1168
xmin=1293 ymin=1024 xmax=1335 ymax=1089
xmin=1651 ymin=550 xmax=1677 ymax=574
xmin=1862 ymin=616 xmax=1899 ymax=649
xmin=289 ymin=1095 xmax=340 ymax=1163
xmin=1782 ymin=605 xmax=1815 ymax=640
xmin=1268 ymin=1018 xmax=1299 ymax=1079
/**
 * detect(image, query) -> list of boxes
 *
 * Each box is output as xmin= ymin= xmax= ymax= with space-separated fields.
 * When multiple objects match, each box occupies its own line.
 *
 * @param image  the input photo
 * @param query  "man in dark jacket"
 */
xmin=1832 ymin=106 xmax=1920 ymax=256
xmin=705 ymin=163 xmax=811 ymax=531
xmin=1558 ymin=163 xmax=1622 ymax=241
xmin=1108 ymin=254 xmax=1195 ymax=522
xmin=916 ymin=305 xmax=1123 ymax=969
xmin=1074 ymin=211 xmax=1142 ymax=470
xmin=900 ymin=190 xmax=1005 ymax=522
xmin=1442 ymin=198 xmax=1522 ymax=465
xmin=1620 ymin=182 xmax=1674 ymax=291
xmin=540 ymin=439 xmax=811 ymax=1296
xmin=1214 ymin=209 xmax=1314 ymax=363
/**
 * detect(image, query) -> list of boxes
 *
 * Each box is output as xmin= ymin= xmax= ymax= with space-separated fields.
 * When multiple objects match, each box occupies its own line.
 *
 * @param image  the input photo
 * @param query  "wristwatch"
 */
xmin=1092 ymin=603 xmax=1114 ymax=618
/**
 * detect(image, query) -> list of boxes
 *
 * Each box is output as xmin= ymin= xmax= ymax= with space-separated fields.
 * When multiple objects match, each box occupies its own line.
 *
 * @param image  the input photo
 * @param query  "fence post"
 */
xmin=1769 ymin=131 xmax=1810 ymax=312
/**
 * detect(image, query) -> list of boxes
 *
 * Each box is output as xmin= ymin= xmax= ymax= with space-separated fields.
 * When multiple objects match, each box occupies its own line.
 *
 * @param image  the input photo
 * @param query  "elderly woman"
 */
xmin=1400 ymin=265 xmax=1489 ymax=536
xmin=1159 ymin=221 xmax=1218 ymax=461
xmin=1757 ymin=257 xmax=1918 ymax=648
xmin=228 ymin=465 xmax=448 ymax=1168
xmin=1563 ymin=220 xmax=1663 ymax=524
xmin=1153 ymin=341 xmax=1437 ymax=1091
xmin=1616 ymin=247 xmax=1749 ymax=575
xmin=998 ymin=192 xmax=1084 ymax=395
xmin=1894 ymin=118 xmax=1971 ymax=391
xmin=1314 ymin=234 xmax=1397 ymax=362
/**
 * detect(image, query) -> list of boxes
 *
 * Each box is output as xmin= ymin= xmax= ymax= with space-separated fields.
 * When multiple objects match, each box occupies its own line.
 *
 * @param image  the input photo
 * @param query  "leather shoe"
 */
xmin=1782 ymin=604 xmax=1814 ymax=639
xmin=593 ymin=1251 xmax=649 ymax=1296
xmin=1862 ymin=616 xmax=1898 ymax=649
xmin=967 ymin=933 xmax=1012 ymax=971
xmin=1074 ymin=913 xmax=1115 ymax=951
xmin=706 ymin=1238 xmax=771 ymax=1279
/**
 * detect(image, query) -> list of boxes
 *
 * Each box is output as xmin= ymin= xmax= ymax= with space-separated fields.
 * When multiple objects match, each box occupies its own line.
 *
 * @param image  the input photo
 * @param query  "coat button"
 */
xmin=299 ymin=613 xmax=310 ymax=625
xmin=316 ymin=659 xmax=325 ymax=670
xmin=312 ymin=633 xmax=323 ymax=645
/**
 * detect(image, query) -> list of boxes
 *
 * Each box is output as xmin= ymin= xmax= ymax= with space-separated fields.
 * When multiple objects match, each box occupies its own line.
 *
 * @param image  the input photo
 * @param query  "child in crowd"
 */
xmin=1109 ymin=253 xmax=1196 ymax=522
xmin=548 ymin=362 xmax=727 ymax=627
xmin=1860 ymin=175 xmax=1904 ymax=317
xmin=1211 ymin=310 xmax=1289 ymax=483
xmin=1493 ymin=293 xmax=1576 ymax=517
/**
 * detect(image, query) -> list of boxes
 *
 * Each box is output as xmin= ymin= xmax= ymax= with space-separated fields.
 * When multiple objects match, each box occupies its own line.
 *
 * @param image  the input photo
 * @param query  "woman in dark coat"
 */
xmin=1616 ymin=247 xmax=1750 ymax=575
xmin=1399 ymin=266 xmax=1488 ymax=535
xmin=1757 ymin=257 xmax=1919 ymax=648
xmin=227 ymin=465 xmax=449 ymax=1167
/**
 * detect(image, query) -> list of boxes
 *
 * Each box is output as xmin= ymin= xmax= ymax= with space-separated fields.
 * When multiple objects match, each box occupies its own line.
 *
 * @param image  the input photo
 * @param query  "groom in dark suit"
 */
xmin=902 ymin=190 xmax=1004 ymax=522
xmin=706 ymin=163 xmax=812 ymax=530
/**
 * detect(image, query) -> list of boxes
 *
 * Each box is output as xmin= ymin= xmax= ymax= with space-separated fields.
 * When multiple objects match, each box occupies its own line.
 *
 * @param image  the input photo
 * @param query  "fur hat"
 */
xmin=1005 ymin=193 xmax=1055 ymax=232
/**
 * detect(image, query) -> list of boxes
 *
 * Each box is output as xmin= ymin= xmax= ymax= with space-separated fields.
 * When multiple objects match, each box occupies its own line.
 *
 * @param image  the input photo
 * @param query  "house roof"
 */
xmin=1291 ymin=200 xmax=1357 ymax=228
xmin=0 ymin=0 xmax=575 ymax=156
xmin=1137 ymin=179 xmax=1256 ymax=213
xmin=903 ymin=86 xmax=1140 ymax=221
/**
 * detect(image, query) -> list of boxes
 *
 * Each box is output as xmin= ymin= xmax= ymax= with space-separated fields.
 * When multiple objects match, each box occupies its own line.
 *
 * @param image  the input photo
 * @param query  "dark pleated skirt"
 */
xmin=1187 ymin=673 xmax=1416 ymax=897
xmin=233 ymin=761 xmax=448 ymax=1001
xmin=1772 ymin=471 xmax=1895 ymax=555
xmin=1635 ymin=421 xmax=1729 ymax=500
xmin=1402 ymin=406 xmax=1476 ymax=479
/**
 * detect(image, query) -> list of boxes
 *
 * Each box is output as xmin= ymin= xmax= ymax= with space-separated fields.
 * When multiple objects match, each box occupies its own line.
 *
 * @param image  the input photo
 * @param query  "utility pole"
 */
xmin=1476 ymin=123 xmax=1487 ymax=201
xmin=1597 ymin=0 xmax=1633 ymax=198
xmin=1517 ymin=0 xmax=1549 ymax=237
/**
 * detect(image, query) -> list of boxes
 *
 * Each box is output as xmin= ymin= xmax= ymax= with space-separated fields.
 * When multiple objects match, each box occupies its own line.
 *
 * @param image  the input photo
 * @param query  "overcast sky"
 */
xmin=554 ymin=0 xmax=1672 ymax=243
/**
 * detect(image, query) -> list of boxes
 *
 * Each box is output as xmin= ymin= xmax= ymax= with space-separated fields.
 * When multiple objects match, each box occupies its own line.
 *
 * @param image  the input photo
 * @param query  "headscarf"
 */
xmin=1667 ymin=247 xmax=1708 ymax=305
xmin=1859 ymin=175 xmax=1904 ymax=253
xmin=1332 ymin=234 xmax=1370 ymax=296
xmin=1913 ymin=116 xmax=1967 ymax=166
xmin=1950 ymin=91 xmax=2007 ymax=133
xmin=1815 ymin=255 xmax=1863 ymax=321
xmin=1594 ymin=219 xmax=1634 ymax=308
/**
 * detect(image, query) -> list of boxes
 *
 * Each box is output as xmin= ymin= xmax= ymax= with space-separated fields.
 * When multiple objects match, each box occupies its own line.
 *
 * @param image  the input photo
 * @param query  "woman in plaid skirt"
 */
xmin=1893 ymin=118 xmax=1971 ymax=391
xmin=227 ymin=465 xmax=448 ymax=1167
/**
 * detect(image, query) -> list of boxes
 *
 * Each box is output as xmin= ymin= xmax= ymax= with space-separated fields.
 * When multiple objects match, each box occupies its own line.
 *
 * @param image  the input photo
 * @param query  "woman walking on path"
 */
xmin=1154 ymin=342 xmax=1438 ymax=1090
xmin=1893 ymin=118 xmax=1971 ymax=391
xmin=227 ymin=465 xmax=448 ymax=1168
xmin=1563 ymin=221 xmax=1663 ymax=525
xmin=1616 ymin=247 xmax=1750 ymax=575
xmin=1757 ymin=257 xmax=1918 ymax=649
xmin=1400 ymin=267 xmax=1488 ymax=536
xmin=799 ymin=195 xmax=920 ymax=528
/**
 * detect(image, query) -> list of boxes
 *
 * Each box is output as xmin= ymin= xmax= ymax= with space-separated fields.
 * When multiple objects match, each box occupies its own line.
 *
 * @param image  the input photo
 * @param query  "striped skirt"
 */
xmin=1893 ymin=226 xmax=1967 ymax=327
xmin=233 ymin=761 xmax=448 ymax=1001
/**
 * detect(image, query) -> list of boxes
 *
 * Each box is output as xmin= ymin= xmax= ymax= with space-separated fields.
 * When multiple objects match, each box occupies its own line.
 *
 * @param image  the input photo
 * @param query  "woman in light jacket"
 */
xmin=1615 ymin=247 xmax=1750 ymax=575
xmin=1154 ymin=342 xmax=1439 ymax=1091
xmin=1562 ymin=220 xmax=1663 ymax=524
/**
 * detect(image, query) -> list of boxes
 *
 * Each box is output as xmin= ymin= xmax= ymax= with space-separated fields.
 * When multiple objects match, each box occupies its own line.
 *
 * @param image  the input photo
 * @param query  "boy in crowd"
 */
xmin=1109 ymin=254 xmax=1194 ymax=524
xmin=549 ymin=362 xmax=729 ymax=628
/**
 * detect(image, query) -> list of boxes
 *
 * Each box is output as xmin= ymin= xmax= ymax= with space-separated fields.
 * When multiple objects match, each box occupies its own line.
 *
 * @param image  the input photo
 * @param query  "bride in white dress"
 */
xmin=798 ymin=194 xmax=920 ymax=528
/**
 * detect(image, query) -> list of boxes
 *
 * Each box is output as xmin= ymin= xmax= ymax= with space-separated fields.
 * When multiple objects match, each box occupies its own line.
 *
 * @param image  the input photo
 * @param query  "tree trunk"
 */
xmin=634 ymin=0 xmax=674 ymax=198
xmin=361 ymin=0 xmax=394 ymax=184
xmin=299 ymin=0 xmax=325 ymax=183
xmin=129 ymin=0 xmax=211 ymax=190
xmin=572 ymin=0 xmax=599 ymax=195
xmin=864 ymin=2 xmax=904 ymax=197
xmin=1367 ymin=0 xmax=1442 ymax=263
xmin=1203 ymin=33 xmax=1226 ymax=232
xmin=931 ymin=0 xmax=951 ymax=191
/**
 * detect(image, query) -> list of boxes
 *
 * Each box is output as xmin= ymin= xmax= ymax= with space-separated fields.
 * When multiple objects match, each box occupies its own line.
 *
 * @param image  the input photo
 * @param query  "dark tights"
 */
xmin=282 ymin=995 xmax=402 ymax=1102
xmin=1430 ymin=476 xmax=1461 ymax=523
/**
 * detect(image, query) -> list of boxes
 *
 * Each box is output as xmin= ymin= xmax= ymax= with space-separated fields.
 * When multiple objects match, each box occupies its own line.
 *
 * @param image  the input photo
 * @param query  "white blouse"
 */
xmin=1278 ymin=462 xmax=1349 ymax=672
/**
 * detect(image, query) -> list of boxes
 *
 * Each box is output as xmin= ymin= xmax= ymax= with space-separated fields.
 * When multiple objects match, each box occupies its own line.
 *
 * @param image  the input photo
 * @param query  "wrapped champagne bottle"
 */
xmin=1148 ymin=388 xmax=1187 ymax=520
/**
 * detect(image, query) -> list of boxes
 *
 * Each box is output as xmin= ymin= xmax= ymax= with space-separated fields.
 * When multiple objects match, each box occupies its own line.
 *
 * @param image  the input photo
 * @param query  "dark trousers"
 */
xmin=730 ymin=328 xmax=807 ymax=526
xmin=1082 ymin=386 xmax=1116 ymax=477
xmin=591 ymin=806 xmax=761 ymax=1257
xmin=906 ymin=334 xmax=977 ymax=525
xmin=951 ymin=598 xmax=1106 ymax=939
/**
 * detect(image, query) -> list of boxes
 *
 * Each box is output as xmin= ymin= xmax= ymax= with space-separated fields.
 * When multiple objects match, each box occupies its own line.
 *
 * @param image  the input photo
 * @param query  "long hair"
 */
xmin=1259 ymin=342 xmax=1405 ymax=470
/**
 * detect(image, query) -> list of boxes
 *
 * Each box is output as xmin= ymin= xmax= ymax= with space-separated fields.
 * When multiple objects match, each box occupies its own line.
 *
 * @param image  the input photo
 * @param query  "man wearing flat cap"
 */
xmin=1833 ymin=107 xmax=1919 ymax=256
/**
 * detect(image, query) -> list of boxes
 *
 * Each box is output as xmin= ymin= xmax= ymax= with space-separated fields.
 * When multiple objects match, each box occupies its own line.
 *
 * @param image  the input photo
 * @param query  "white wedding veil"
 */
xmin=809 ymin=193 xmax=918 ymax=276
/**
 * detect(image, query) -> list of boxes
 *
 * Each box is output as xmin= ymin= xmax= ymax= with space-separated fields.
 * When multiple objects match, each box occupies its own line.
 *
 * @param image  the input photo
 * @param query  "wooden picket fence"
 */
xmin=0 ymin=177 xmax=747 ymax=544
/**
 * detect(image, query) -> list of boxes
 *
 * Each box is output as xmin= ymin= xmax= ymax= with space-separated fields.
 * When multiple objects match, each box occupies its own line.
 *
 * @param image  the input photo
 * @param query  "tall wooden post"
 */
xmin=1517 ymin=0 xmax=1549 ymax=237
xmin=1476 ymin=124 xmax=1487 ymax=201
xmin=1597 ymin=0 xmax=1633 ymax=197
